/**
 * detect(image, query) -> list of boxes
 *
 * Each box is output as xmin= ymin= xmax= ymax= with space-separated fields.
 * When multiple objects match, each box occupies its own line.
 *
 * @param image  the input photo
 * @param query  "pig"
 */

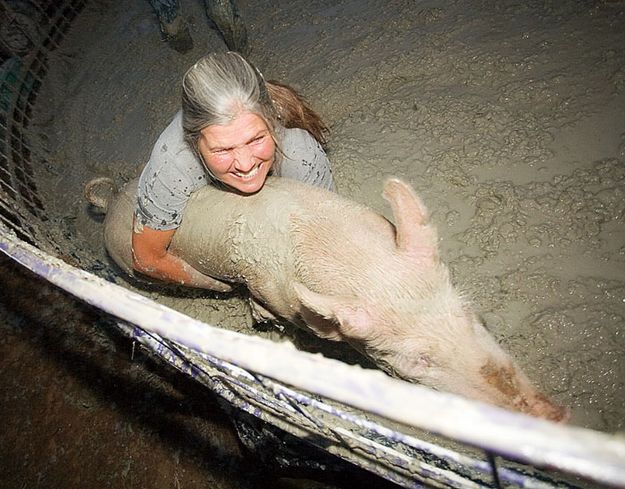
xmin=85 ymin=175 xmax=568 ymax=422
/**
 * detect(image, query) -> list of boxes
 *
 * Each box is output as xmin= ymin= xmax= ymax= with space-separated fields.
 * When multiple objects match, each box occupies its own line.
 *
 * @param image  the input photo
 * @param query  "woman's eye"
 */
xmin=251 ymin=135 xmax=265 ymax=144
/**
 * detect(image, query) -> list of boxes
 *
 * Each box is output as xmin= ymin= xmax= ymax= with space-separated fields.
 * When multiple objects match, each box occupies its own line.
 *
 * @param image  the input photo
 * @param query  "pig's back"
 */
xmin=173 ymin=177 xmax=396 ymax=301
xmin=171 ymin=177 xmax=340 ymax=282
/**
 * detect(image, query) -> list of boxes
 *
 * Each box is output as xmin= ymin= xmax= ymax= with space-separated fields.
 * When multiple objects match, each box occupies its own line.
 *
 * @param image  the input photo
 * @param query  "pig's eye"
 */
xmin=416 ymin=354 xmax=432 ymax=368
xmin=401 ymin=353 xmax=433 ymax=375
xmin=389 ymin=353 xmax=432 ymax=381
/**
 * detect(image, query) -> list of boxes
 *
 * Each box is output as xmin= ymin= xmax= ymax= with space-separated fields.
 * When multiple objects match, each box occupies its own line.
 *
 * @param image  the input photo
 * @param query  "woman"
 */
xmin=132 ymin=52 xmax=335 ymax=290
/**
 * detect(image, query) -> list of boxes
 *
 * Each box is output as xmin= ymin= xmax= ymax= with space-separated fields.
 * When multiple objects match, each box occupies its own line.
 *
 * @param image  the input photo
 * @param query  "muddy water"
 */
xmin=29 ymin=0 xmax=625 ymax=439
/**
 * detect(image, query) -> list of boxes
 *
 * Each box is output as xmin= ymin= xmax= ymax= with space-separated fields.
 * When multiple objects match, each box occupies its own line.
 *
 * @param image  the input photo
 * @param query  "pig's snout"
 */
xmin=480 ymin=359 xmax=569 ymax=422
xmin=524 ymin=393 xmax=570 ymax=423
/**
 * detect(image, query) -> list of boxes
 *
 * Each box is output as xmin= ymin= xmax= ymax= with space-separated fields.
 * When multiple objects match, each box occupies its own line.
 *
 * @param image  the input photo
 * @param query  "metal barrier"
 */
xmin=1 ymin=2 xmax=624 ymax=487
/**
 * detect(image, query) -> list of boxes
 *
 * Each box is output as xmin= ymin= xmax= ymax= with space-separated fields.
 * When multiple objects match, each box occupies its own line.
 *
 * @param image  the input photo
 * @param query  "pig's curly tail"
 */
xmin=84 ymin=177 xmax=118 ymax=214
xmin=266 ymin=80 xmax=329 ymax=149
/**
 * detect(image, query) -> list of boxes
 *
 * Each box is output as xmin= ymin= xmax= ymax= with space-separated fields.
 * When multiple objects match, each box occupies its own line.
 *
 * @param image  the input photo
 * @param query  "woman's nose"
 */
xmin=232 ymin=145 xmax=256 ymax=171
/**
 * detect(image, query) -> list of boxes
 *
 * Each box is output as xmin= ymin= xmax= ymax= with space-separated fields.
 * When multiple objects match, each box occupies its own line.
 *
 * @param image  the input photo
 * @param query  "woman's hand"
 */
xmin=131 ymin=222 xmax=232 ymax=292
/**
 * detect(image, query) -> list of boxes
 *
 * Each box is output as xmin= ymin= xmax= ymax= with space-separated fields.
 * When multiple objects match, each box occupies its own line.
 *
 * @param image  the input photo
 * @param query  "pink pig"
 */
xmin=86 ymin=176 xmax=568 ymax=422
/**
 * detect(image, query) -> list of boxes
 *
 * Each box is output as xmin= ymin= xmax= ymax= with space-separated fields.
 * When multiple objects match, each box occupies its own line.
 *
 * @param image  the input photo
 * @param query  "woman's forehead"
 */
xmin=201 ymin=112 xmax=269 ymax=147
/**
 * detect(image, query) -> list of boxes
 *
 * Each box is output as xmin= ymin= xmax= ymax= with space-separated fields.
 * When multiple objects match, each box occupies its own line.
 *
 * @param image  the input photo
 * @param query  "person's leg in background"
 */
xmin=148 ymin=0 xmax=194 ymax=53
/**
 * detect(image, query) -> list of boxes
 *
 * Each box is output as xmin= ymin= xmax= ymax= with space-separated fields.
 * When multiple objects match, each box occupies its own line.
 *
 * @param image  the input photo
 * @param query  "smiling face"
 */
xmin=198 ymin=112 xmax=276 ymax=194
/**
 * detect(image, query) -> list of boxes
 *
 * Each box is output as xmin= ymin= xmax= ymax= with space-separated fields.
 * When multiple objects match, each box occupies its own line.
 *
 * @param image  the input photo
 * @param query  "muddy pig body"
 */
xmin=91 ymin=176 xmax=567 ymax=421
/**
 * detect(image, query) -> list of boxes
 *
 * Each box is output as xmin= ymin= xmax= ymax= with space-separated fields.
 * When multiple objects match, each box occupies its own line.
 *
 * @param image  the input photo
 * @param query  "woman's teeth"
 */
xmin=234 ymin=164 xmax=260 ymax=179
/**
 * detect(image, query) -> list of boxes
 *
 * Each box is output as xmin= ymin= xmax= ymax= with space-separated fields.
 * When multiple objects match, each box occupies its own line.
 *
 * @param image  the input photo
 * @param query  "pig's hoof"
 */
xmin=252 ymin=320 xmax=272 ymax=332
xmin=252 ymin=320 xmax=284 ymax=333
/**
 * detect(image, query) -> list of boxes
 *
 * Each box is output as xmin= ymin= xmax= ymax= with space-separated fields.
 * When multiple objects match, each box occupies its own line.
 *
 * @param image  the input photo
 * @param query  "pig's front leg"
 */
xmin=248 ymin=297 xmax=277 ymax=322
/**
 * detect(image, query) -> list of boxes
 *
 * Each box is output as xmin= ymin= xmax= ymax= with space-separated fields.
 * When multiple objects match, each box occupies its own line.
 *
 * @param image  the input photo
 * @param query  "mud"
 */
xmin=0 ymin=253 xmax=400 ymax=488
xmin=0 ymin=254 xmax=261 ymax=489
xmin=4 ymin=0 xmax=624 ymax=484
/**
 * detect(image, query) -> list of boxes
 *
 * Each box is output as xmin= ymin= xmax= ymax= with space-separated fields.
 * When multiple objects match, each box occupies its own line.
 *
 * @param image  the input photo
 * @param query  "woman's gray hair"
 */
xmin=181 ymin=52 xmax=279 ymax=173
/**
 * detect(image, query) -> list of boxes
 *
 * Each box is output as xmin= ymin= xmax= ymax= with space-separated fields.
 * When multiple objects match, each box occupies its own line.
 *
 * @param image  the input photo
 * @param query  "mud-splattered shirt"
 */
xmin=136 ymin=110 xmax=335 ymax=231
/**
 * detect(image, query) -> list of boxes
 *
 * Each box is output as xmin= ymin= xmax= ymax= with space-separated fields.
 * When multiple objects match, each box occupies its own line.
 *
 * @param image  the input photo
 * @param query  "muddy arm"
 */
xmin=132 ymin=223 xmax=232 ymax=292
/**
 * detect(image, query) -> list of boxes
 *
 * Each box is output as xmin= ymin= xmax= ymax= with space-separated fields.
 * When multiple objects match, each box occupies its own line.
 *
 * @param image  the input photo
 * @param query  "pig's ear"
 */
xmin=294 ymin=283 xmax=375 ymax=342
xmin=383 ymin=178 xmax=438 ymax=261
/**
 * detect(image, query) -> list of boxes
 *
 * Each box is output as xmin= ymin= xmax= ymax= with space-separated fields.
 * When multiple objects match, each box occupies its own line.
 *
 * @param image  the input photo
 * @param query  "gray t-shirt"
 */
xmin=136 ymin=110 xmax=335 ymax=231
